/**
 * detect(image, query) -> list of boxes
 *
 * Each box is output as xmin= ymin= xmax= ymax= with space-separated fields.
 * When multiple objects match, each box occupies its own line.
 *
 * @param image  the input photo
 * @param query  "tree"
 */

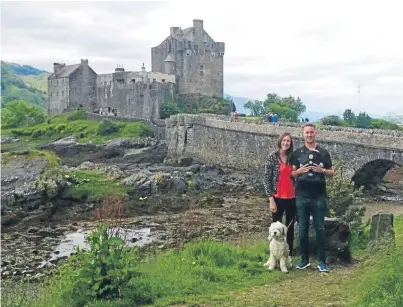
xmin=160 ymin=100 xmax=181 ymax=119
xmin=1 ymin=100 xmax=46 ymax=128
xmin=321 ymin=115 xmax=343 ymax=126
xmin=268 ymin=103 xmax=299 ymax=122
xmin=243 ymin=100 xmax=265 ymax=116
xmin=277 ymin=95 xmax=306 ymax=115
xmin=356 ymin=112 xmax=371 ymax=128
xmin=343 ymin=109 xmax=356 ymax=124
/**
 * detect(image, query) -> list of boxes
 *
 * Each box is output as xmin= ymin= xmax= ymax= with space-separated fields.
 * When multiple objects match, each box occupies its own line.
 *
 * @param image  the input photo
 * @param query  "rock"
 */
xmin=178 ymin=157 xmax=193 ymax=167
xmin=168 ymin=177 xmax=188 ymax=194
xmin=1 ymin=156 xmax=66 ymax=211
xmin=1 ymin=136 xmax=20 ymax=144
xmin=293 ymin=217 xmax=351 ymax=263
xmin=369 ymin=212 xmax=395 ymax=244
xmin=27 ymin=227 xmax=40 ymax=234
xmin=72 ymin=161 xmax=127 ymax=179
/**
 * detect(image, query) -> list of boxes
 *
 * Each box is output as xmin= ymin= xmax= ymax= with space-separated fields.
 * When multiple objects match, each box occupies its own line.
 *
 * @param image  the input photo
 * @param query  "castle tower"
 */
xmin=164 ymin=54 xmax=176 ymax=74
xmin=151 ymin=19 xmax=225 ymax=98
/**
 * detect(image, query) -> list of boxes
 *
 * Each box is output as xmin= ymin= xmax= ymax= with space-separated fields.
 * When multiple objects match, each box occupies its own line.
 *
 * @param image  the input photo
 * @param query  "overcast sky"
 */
xmin=1 ymin=0 xmax=402 ymax=116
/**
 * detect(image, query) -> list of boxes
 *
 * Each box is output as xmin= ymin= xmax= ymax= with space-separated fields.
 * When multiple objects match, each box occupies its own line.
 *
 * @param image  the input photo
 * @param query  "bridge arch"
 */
xmin=351 ymin=159 xmax=401 ymax=189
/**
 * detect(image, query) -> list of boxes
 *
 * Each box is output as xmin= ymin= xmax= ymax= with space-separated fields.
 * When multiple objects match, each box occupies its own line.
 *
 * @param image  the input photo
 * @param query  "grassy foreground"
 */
xmin=2 ymin=215 xmax=403 ymax=307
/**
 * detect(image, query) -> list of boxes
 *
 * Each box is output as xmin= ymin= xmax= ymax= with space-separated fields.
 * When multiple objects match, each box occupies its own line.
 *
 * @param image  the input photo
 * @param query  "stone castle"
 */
xmin=47 ymin=19 xmax=225 ymax=121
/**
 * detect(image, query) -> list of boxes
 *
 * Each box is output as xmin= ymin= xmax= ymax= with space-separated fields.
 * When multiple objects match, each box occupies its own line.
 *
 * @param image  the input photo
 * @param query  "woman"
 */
xmin=263 ymin=132 xmax=296 ymax=256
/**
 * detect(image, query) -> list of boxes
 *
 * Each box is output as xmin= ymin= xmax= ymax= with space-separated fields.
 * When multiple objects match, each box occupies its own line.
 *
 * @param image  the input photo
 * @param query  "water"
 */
xmin=38 ymin=227 xmax=160 ymax=268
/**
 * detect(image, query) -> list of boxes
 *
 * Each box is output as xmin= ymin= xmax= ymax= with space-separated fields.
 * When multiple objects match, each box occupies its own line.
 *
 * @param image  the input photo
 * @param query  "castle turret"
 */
xmin=164 ymin=54 xmax=176 ymax=74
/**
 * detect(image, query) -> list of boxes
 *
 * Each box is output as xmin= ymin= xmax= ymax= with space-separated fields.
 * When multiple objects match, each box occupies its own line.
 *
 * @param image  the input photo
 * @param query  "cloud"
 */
xmin=1 ymin=0 xmax=402 ymax=116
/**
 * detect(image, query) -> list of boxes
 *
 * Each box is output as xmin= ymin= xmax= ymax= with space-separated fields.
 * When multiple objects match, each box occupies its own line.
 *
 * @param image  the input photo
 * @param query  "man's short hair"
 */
xmin=303 ymin=123 xmax=316 ymax=129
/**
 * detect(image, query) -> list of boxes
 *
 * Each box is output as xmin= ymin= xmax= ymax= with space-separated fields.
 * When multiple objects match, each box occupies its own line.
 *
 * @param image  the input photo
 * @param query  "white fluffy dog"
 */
xmin=263 ymin=221 xmax=292 ymax=273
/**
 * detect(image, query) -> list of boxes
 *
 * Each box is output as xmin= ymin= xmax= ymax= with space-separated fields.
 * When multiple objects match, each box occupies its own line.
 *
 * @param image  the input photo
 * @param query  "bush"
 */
xmin=67 ymin=109 xmax=87 ymax=121
xmin=160 ymin=100 xmax=181 ymax=119
xmin=1 ymin=100 xmax=46 ymax=128
xmin=97 ymin=119 xmax=120 ymax=136
xmin=326 ymin=160 xmax=366 ymax=232
xmin=58 ymin=197 xmax=142 ymax=307
xmin=320 ymin=115 xmax=344 ymax=126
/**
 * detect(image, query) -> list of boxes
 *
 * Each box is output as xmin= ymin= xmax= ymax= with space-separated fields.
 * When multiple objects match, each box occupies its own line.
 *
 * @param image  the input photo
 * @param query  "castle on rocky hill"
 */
xmin=47 ymin=19 xmax=225 ymax=121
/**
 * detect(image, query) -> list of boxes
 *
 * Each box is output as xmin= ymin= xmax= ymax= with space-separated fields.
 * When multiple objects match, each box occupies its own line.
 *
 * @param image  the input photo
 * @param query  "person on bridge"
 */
xmin=233 ymin=111 xmax=239 ymax=122
xmin=290 ymin=123 xmax=335 ymax=273
xmin=263 ymin=132 xmax=296 ymax=256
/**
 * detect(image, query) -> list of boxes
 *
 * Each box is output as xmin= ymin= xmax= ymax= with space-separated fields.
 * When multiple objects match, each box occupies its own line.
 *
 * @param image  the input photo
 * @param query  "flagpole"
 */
xmin=357 ymin=82 xmax=361 ymax=112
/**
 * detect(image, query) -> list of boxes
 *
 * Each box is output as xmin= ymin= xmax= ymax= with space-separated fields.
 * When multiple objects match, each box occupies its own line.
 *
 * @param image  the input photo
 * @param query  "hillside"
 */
xmin=1 ymin=61 xmax=48 ymax=109
xmin=6 ymin=62 xmax=48 ymax=76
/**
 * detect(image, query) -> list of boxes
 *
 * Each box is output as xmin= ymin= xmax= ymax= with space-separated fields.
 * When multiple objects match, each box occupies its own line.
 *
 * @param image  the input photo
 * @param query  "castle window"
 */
xmin=57 ymin=80 xmax=58 ymax=86
xmin=200 ymin=65 xmax=203 ymax=70
xmin=51 ymin=92 xmax=53 ymax=97
xmin=162 ymin=79 xmax=165 ymax=83
xmin=168 ymin=42 xmax=171 ymax=52
xmin=194 ymin=44 xmax=198 ymax=52
xmin=104 ymin=81 xmax=106 ymax=86
xmin=57 ymin=92 xmax=59 ymax=97
xmin=188 ymin=41 xmax=191 ymax=49
xmin=110 ymin=81 xmax=112 ymax=85
xmin=152 ymin=78 xmax=156 ymax=82
xmin=131 ymin=79 xmax=136 ymax=83
xmin=62 ymin=91 xmax=64 ymax=97
xmin=200 ymin=70 xmax=204 ymax=76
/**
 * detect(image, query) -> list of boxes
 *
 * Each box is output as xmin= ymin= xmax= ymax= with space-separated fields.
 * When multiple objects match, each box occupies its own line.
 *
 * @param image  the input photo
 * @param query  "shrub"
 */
xmin=326 ymin=160 xmax=366 ymax=232
xmin=67 ymin=109 xmax=87 ymax=121
xmin=320 ymin=115 xmax=344 ymax=126
xmin=58 ymin=197 xmax=141 ymax=307
xmin=1 ymin=100 xmax=46 ymax=128
xmin=97 ymin=119 xmax=120 ymax=136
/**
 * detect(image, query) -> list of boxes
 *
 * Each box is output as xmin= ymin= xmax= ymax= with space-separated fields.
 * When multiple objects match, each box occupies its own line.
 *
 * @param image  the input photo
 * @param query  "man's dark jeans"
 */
xmin=296 ymin=195 xmax=327 ymax=262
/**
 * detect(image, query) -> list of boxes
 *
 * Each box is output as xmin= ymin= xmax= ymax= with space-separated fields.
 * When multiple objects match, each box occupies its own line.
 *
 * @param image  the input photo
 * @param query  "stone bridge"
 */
xmin=165 ymin=114 xmax=403 ymax=187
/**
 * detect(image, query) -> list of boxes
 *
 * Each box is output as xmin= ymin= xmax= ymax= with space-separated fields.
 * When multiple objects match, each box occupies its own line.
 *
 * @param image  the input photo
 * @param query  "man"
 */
xmin=290 ymin=123 xmax=334 ymax=272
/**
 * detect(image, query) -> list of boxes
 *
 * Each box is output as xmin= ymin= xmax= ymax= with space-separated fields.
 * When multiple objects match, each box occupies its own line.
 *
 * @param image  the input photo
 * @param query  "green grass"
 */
xmin=345 ymin=215 xmax=403 ymax=307
xmin=1 ymin=149 xmax=60 ymax=168
xmin=63 ymin=170 xmax=129 ymax=201
xmin=1 ymin=111 xmax=154 ymax=145
xmin=2 ymin=216 xmax=403 ymax=307
xmin=20 ymin=73 xmax=49 ymax=92
xmin=0 ymin=240 xmax=284 ymax=307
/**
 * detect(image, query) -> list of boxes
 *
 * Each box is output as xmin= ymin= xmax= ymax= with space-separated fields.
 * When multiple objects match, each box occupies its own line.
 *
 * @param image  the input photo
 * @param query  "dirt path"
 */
xmin=225 ymin=263 xmax=357 ymax=307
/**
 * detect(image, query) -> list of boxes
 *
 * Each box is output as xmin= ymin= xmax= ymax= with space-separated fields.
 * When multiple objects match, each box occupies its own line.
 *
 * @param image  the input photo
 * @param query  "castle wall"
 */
xmin=48 ymin=77 xmax=69 ymax=115
xmin=68 ymin=64 xmax=97 ymax=110
xmin=96 ymin=71 xmax=175 ymax=121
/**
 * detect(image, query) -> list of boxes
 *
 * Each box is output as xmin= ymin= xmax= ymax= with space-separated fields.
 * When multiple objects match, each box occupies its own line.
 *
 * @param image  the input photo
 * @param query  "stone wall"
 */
xmin=48 ymin=77 xmax=69 ymax=116
xmin=96 ymin=76 xmax=175 ymax=121
xmin=166 ymin=114 xmax=403 ymax=176
xmin=68 ymin=64 xmax=97 ymax=110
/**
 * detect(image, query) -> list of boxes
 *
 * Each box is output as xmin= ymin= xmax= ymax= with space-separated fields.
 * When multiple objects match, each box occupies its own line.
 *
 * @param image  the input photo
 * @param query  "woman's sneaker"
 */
xmin=317 ymin=261 xmax=329 ymax=272
xmin=296 ymin=259 xmax=311 ymax=269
